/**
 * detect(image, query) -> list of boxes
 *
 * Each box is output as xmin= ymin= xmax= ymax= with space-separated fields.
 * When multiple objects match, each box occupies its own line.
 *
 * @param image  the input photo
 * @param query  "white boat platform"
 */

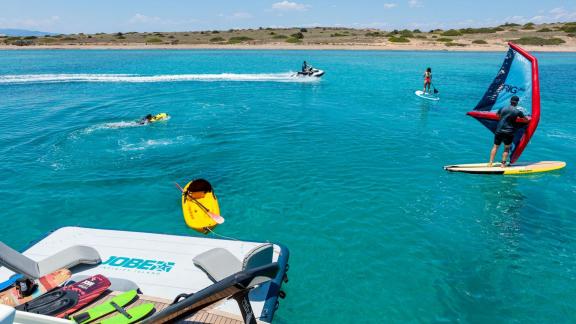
xmin=0 ymin=226 xmax=289 ymax=323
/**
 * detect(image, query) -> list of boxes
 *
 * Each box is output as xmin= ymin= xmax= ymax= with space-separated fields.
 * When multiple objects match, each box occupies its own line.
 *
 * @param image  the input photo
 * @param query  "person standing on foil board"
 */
xmin=488 ymin=95 xmax=525 ymax=167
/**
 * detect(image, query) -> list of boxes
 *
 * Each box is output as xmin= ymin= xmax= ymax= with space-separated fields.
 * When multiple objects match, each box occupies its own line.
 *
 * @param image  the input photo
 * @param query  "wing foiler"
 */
xmin=444 ymin=42 xmax=566 ymax=175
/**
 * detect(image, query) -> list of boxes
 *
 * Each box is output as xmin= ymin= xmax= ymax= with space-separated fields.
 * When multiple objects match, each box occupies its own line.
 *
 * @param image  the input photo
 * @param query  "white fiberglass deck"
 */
xmin=0 ymin=227 xmax=283 ymax=322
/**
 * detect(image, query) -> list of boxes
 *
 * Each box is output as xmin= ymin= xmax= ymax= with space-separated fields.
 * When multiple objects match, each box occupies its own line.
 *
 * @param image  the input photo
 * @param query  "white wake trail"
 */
xmin=0 ymin=73 xmax=319 ymax=84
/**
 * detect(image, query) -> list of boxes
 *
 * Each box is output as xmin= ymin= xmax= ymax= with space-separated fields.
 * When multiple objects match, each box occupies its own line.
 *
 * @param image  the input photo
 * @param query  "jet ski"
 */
xmin=296 ymin=67 xmax=325 ymax=78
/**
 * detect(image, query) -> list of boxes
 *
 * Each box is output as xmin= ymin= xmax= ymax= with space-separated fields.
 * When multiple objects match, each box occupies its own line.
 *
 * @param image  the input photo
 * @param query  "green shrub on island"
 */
xmin=441 ymin=29 xmax=462 ymax=36
xmin=330 ymin=33 xmax=346 ymax=37
xmin=561 ymin=25 xmax=576 ymax=33
xmin=146 ymin=37 xmax=163 ymax=43
xmin=510 ymin=37 xmax=565 ymax=45
xmin=500 ymin=22 xmax=520 ymax=27
xmin=209 ymin=37 xmax=225 ymax=42
xmin=445 ymin=42 xmax=467 ymax=47
xmin=40 ymin=38 xmax=58 ymax=43
xmin=388 ymin=36 xmax=410 ymax=43
xmin=23 ymin=36 xmax=37 ymax=40
xmin=436 ymin=38 xmax=453 ymax=42
xmin=415 ymin=35 xmax=427 ymax=39
xmin=459 ymin=27 xmax=502 ymax=34
xmin=212 ymin=30 xmax=220 ymax=34
xmin=537 ymin=28 xmax=552 ymax=32
xmin=4 ymin=37 xmax=21 ymax=44
xmin=365 ymin=31 xmax=384 ymax=37
xmin=61 ymin=37 xmax=76 ymax=41
xmin=522 ymin=23 xmax=535 ymax=30
xmin=472 ymin=39 xmax=488 ymax=44
xmin=273 ymin=35 xmax=288 ymax=39
xmin=228 ymin=36 xmax=253 ymax=44
xmin=399 ymin=29 xmax=414 ymax=37
xmin=11 ymin=40 xmax=33 ymax=46
xmin=413 ymin=29 xmax=422 ymax=33
xmin=300 ymin=28 xmax=308 ymax=32
xmin=291 ymin=32 xmax=304 ymax=39
xmin=285 ymin=37 xmax=301 ymax=43
xmin=568 ymin=33 xmax=576 ymax=38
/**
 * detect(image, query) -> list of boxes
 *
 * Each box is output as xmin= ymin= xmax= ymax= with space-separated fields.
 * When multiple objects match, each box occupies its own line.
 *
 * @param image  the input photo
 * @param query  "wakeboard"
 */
xmin=0 ymin=269 xmax=71 ymax=307
xmin=71 ymin=290 xmax=137 ymax=323
xmin=16 ymin=274 xmax=111 ymax=318
xmin=100 ymin=303 xmax=155 ymax=324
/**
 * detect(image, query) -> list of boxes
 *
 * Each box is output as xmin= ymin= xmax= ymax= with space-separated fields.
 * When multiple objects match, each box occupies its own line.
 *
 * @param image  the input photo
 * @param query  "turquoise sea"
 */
xmin=0 ymin=49 xmax=575 ymax=323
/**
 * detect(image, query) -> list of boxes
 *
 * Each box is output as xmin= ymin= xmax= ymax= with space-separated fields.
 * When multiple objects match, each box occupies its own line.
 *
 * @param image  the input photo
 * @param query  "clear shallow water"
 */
xmin=0 ymin=50 xmax=575 ymax=323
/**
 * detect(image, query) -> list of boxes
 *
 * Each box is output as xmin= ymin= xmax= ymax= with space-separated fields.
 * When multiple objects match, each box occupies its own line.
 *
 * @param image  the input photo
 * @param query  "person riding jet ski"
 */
xmin=297 ymin=61 xmax=324 ymax=77
xmin=302 ymin=61 xmax=311 ymax=73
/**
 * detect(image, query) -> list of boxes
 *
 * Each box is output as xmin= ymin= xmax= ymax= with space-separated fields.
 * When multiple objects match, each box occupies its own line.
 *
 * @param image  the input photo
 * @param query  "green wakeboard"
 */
xmin=71 ymin=290 xmax=137 ymax=323
xmin=100 ymin=303 xmax=155 ymax=324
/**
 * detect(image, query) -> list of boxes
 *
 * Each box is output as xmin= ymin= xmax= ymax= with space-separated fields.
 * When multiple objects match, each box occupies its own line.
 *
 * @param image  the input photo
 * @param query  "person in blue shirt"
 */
xmin=302 ymin=61 xmax=310 ymax=73
xmin=488 ymin=96 xmax=525 ymax=167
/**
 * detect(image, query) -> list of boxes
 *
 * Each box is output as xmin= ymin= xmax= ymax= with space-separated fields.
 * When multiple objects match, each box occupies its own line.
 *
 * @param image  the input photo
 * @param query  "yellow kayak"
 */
xmin=181 ymin=179 xmax=223 ymax=234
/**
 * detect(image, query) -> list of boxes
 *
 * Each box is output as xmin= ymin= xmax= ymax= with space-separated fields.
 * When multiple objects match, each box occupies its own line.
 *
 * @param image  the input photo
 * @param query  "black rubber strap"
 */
xmin=72 ymin=311 xmax=91 ymax=323
xmin=111 ymin=301 xmax=132 ymax=319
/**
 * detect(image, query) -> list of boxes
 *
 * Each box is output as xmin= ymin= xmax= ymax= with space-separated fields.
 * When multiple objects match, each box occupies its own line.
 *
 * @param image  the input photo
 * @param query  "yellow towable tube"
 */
xmin=181 ymin=179 xmax=223 ymax=234
xmin=150 ymin=113 xmax=168 ymax=122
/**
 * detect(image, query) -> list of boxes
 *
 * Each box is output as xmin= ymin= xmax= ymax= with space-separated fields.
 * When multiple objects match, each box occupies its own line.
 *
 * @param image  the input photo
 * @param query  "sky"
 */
xmin=1 ymin=0 xmax=575 ymax=34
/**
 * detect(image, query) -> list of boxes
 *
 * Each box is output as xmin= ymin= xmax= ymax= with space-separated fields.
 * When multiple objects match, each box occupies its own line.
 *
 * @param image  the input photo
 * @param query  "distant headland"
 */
xmin=1 ymin=22 xmax=575 ymax=52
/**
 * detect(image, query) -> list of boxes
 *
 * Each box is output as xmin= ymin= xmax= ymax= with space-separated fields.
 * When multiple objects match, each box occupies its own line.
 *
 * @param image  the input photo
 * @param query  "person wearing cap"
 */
xmin=488 ymin=95 xmax=525 ymax=167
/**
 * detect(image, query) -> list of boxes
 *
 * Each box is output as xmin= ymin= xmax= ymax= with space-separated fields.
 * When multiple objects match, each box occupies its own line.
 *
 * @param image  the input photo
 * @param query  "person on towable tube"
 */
xmin=138 ymin=114 xmax=154 ymax=125
xmin=488 ymin=95 xmax=525 ymax=167
xmin=138 ymin=113 xmax=168 ymax=125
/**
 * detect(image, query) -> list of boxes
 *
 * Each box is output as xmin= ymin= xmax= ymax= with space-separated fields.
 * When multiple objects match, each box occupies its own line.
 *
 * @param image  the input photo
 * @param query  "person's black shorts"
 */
xmin=494 ymin=133 xmax=514 ymax=146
